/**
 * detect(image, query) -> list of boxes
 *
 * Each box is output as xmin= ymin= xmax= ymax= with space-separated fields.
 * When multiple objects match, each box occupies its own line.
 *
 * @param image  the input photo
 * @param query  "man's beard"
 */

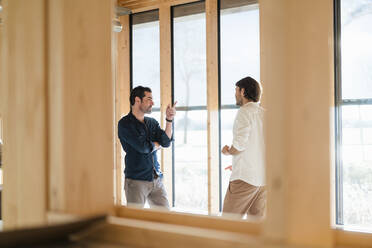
xmin=142 ymin=106 xmax=152 ymax=114
xmin=236 ymin=98 xmax=242 ymax=106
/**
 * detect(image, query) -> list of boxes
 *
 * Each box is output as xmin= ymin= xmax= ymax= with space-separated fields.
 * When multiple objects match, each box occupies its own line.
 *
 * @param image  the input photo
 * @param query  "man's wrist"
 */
xmin=165 ymin=118 xmax=173 ymax=122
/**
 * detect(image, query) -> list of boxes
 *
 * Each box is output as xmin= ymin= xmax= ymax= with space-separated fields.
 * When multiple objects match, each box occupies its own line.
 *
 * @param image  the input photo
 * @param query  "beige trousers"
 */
xmin=223 ymin=180 xmax=267 ymax=217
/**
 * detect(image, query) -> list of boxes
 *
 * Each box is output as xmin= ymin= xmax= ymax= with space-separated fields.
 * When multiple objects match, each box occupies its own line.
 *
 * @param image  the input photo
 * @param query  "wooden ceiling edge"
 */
xmin=118 ymin=0 xmax=202 ymax=13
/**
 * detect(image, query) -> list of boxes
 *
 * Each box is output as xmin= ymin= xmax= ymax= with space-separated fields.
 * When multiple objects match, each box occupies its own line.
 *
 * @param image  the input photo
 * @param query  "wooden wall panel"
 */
xmin=1 ymin=0 xmax=47 ymax=229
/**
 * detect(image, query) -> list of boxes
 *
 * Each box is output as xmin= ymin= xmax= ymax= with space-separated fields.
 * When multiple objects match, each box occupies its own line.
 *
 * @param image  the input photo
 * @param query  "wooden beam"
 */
xmin=48 ymin=0 xmax=114 ymax=215
xmin=115 ymin=15 xmax=131 ymax=206
xmin=119 ymin=0 xmax=201 ymax=14
xmin=159 ymin=3 xmax=173 ymax=205
xmin=1 ymin=0 xmax=47 ymax=229
xmin=206 ymin=0 xmax=219 ymax=215
xmin=261 ymin=0 xmax=333 ymax=247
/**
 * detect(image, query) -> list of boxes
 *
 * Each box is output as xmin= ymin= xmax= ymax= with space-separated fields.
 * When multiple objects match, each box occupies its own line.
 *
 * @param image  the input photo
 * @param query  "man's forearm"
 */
xmin=165 ymin=121 xmax=172 ymax=139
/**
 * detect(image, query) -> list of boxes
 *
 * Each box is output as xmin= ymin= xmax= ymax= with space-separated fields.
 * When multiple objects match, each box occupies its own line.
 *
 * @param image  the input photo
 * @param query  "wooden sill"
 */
xmin=114 ymin=206 xmax=262 ymax=236
xmin=83 ymin=216 xmax=266 ymax=248
xmin=334 ymin=227 xmax=372 ymax=248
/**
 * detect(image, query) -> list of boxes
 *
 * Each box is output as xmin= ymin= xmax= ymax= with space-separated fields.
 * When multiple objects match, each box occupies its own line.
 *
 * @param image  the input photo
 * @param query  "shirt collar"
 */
xmin=242 ymin=102 xmax=259 ymax=107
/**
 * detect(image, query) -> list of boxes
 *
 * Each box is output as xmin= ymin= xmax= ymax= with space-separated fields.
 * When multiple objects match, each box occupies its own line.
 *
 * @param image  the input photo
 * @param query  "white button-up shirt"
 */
xmin=230 ymin=102 xmax=265 ymax=186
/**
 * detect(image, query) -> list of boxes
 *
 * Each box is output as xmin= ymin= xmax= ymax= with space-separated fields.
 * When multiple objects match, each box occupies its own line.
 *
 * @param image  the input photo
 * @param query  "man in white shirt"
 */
xmin=222 ymin=76 xmax=266 ymax=217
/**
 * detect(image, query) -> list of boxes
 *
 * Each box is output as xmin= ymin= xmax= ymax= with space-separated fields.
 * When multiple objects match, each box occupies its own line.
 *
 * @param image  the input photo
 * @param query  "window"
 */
xmin=132 ymin=10 xmax=161 ymax=114
xmin=172 ymin=1 xmax=208 ymax=213
xmin=126 ymin=10 xmax=162 ymax=206
xmin=335 ymin=0 xmax=372 ymax=230
xmin=124 ymin=0 xmax=260 ymax=215
xmin=219 ymin=0 xmax=260 ymax=209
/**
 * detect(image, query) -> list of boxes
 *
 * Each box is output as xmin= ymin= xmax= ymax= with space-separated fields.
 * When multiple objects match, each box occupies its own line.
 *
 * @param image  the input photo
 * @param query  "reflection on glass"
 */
xmin=132 ymin=10 xmax=161 ymax=104
xmin=341 ymin=0 xmax=372 ymax=99
xmin=174 ymin=110 xmax=208 ymax=213
xmin=341 ymin=105 xmax=372 ymax=228
xmin=221 ymin=3 xmax=260 ymax=105
xmin=172 ymin=2 xmax=207 ymax=214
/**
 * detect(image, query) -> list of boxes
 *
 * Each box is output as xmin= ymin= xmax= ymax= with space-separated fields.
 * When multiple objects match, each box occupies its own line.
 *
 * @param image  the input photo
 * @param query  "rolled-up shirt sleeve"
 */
xmin=118 ymin=121 xmax=154 ymax=154
xmin=232 ymin=112 xmax=252 ymax=152
xmin=153 ymin=121 xmax=173 ymax=148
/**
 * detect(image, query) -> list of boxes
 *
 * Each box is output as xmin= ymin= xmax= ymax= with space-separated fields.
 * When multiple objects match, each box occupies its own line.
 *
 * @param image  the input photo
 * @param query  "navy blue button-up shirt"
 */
xmin=118 ymin=112 xmax=173 ymax=181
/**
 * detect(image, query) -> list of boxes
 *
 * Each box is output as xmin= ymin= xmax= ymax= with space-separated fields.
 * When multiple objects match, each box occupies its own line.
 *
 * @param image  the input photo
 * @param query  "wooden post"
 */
xmin=206 ymin=0 xmax=219 ymax=215
xmin=261 ymin=0 xmax=334 ymax=247
xmin=159 ymin=4 xmax=173 ymax=205
xmin=1 ymin=0 xmax=47 ymax=229
xmin=48 ymin=0 xmax=114 ymax=215
xmin=115 ymin=15 xmax=131 ymax=206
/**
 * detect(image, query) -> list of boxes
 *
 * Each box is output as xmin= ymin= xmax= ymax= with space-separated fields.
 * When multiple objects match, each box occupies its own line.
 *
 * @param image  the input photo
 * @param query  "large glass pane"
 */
xmin=129 ymin=11 xmax=162 ymax=200
xmin=341 ymin=0 xmax=372 ymax=99
xmin=220 ymin=2 xmax=260 ymax=105
xmin=173 ymin=2 xmax=206 ymax=107
xmin=220 ymin=109 xmax=238 ymax=199
xmin=341 ymin=105 xmax=372 ymax=229
xmin=219 ymin=0 xmax=260 ymax=213
xmin=132 ymin=10 xmax=161 ymax=104
xmin=173 ymin=110 xmax=208 ymax=213
xmin=172 ymin=2 xmax=207 ymax=213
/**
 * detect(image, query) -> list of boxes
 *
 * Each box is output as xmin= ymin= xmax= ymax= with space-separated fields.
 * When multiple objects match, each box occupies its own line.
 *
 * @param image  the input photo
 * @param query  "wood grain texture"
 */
xmin=48 ymin=0 xmax=114 ymax=215
xmin=1 ymin=0 xmax=47 ymax=229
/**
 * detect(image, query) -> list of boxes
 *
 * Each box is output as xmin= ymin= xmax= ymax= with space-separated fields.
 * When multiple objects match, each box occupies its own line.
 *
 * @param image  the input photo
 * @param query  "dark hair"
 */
xmin=235 ymin=76 xmax=261 ymax=102
xmin=130 ymin=86 xmax=152 ymax=106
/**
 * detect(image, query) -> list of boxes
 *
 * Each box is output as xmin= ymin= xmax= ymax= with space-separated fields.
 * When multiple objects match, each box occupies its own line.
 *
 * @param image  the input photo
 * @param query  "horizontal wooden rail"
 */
xmin=115 ymin=206 xmax=262 ymax=236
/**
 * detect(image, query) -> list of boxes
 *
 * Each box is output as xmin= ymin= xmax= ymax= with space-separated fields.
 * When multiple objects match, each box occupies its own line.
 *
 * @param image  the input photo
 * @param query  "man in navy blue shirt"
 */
xmin=118 ymin=86 xmax=176 ymax=209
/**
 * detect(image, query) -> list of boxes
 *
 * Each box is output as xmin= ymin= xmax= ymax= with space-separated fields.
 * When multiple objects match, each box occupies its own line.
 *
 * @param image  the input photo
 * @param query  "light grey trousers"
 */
xmin=124 ymin=177 xmax=170 ymax=209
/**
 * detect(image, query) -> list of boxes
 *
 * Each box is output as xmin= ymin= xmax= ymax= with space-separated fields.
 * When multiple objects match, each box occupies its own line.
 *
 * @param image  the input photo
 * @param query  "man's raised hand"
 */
xmin=166 ymin=101 xmax=177 ymax=121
